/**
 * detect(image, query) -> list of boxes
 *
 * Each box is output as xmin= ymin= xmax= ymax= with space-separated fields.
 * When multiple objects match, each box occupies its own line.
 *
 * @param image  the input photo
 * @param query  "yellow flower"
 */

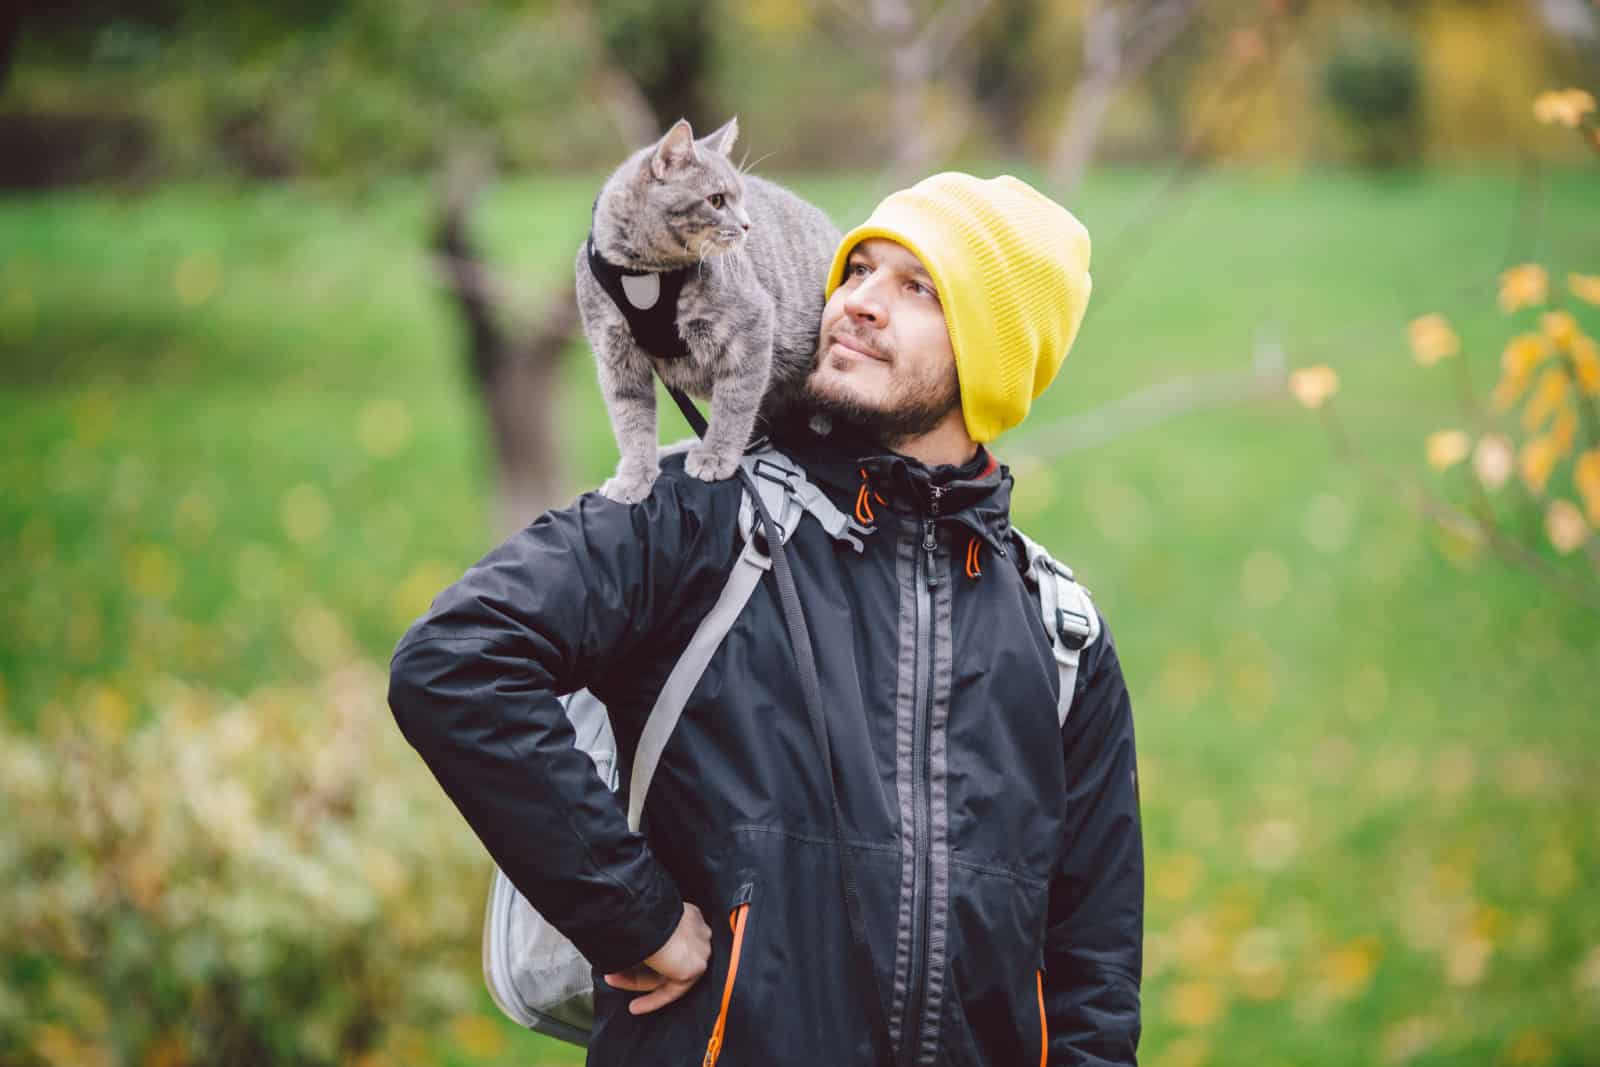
xmin=1498 ymin=264 xmax=1548 ymax=313
xmin=1569 ymin=273 xmax=1600 ymax=306
xmin=1532 ymin=88 xmax=1596 ymax=128
xmin=1576 ymin=449 xmax=1600 ymax=525
xmin=1425 ymin=430 xmax=1471 ymax=472
xmin=1519 ymin=434 xmax=1562 ymax=493
xmin=1541 ymin=310 xmax=1579 ymax=350
xmin=1289 ymin=365 xmax=1339 ymax=409
xmin=1473 ymin=433 xmax=1514 ymax=491
xmin=1521 ymin=367 xmax=1570 ymax=433
xmin=1545 ymin=499 xmax=1588 ymax=555
xmin=1407 ymin=313 xmax=1459 ymax=365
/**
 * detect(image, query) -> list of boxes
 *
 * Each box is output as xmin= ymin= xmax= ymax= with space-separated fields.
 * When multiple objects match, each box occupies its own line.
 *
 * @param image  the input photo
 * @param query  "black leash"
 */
xmin=669 ymin=383 xmax=901 ymax=1067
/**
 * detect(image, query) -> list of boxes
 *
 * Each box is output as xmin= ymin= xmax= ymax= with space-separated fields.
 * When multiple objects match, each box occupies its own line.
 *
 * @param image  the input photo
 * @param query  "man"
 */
xmin=389 ymin=172 xmax=1143 ymax=1065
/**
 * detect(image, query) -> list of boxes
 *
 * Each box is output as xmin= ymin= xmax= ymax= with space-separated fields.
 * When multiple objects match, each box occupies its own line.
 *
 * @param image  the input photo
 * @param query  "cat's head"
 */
xmin=596 ymin=117 xmax=752 ymax=267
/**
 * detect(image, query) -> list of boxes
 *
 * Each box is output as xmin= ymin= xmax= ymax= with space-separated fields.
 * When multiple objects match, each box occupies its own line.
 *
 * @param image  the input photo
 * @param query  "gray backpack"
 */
xmin=480 ymin=442 xmax=1101 ymax=1046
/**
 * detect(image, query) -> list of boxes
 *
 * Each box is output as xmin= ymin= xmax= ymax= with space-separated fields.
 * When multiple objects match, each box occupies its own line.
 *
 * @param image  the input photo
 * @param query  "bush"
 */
xmin=1319 ymin=16 xmax=1422 ymax=168
xmin=0 ymin=664 xmax=488 ymax=1065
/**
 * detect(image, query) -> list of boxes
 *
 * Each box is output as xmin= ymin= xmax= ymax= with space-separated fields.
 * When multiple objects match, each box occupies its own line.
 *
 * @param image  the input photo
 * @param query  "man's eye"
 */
xmin=708 ymin=193 xmax=725 ymax=209
xmin=845 ymin=262 xmax=868 ymax=279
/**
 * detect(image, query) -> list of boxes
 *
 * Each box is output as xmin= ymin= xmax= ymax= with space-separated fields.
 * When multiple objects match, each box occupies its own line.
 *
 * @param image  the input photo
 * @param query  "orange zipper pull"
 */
xmin=703 ymin=902 xmax=750 ymax=1067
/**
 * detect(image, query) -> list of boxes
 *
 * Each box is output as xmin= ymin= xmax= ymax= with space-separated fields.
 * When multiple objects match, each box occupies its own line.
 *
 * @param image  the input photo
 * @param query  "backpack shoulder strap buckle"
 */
xmin=739 ymin=446 xmax=870 ymax=553
xmin=1012 ymin=528 xmax=1102 ymax=726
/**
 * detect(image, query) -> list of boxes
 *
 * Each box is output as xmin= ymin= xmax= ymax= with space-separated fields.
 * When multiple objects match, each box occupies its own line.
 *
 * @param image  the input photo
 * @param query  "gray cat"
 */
xmin=575 ymin=116 xmax=842 ymax=503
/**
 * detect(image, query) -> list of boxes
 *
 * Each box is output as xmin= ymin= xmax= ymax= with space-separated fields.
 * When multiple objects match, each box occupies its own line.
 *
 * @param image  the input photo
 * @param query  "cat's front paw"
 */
xmin=684 ymin=445 xmax=742 ymax=483
xmin=599 ymin=465 xmax=658 ymax=504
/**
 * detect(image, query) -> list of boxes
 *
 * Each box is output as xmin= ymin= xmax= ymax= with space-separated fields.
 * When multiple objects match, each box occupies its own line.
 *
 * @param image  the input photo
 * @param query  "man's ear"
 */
xmin=650 ymin=119 xmax=698 ymax=181
xmin=699 ymin=116 xmax=739 ymax=158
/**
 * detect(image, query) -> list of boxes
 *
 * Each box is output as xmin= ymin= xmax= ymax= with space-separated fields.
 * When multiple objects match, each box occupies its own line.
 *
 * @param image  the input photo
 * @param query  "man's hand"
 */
xmin=602 ymin=902 xmax=712 ymax=1015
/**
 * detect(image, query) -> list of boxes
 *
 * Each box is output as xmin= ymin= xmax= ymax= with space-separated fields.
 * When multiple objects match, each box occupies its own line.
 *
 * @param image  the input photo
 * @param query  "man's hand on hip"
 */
xmin=602 ymin=902 xmax=712 ymax=1015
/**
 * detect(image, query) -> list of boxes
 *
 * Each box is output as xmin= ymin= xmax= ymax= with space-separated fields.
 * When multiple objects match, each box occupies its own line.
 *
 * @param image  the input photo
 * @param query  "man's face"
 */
xmin=802 ymin=238 xmax=961 ymax=441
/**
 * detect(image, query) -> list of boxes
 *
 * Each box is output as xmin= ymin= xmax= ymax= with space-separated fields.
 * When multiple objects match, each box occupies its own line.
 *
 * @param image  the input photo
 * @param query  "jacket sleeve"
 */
xmin=387 ymin=475 xmax=732 ymax=975
xmin=1042 ymin=609 xmax=1144 ymax=1065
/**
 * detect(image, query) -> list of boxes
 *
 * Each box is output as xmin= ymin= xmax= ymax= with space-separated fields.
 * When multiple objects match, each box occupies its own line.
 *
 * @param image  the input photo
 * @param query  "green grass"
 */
xmin=3 ymin=164 xmax=1598 ymax=1065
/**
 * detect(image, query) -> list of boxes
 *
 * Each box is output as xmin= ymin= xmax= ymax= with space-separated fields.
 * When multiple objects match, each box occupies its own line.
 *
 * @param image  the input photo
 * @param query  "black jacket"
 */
xmin=388 ymin=421 xmax=1144 ymax=1066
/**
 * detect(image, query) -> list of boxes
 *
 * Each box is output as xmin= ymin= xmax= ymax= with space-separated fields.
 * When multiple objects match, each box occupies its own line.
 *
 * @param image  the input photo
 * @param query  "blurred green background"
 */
xmin=3 ymin=1 xmax=1599 ymax=1065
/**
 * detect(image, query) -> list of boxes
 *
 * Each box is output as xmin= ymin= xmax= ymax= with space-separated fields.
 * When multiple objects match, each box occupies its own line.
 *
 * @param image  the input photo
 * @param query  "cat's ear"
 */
xmin=699 ymin=116 xmax=739 ymax=157
xmin=650 ymin=119 xmax=698 ymax=181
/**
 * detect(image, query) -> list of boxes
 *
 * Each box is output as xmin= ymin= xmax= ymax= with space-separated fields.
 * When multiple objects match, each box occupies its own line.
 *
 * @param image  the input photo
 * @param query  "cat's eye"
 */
xmin=708 ymin=193 xmax=726 ymax=210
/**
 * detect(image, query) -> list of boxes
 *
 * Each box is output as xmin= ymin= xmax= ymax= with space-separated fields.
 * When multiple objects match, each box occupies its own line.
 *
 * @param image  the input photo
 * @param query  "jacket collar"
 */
xmin=767 ymin=414 xmax=1014 ymax=555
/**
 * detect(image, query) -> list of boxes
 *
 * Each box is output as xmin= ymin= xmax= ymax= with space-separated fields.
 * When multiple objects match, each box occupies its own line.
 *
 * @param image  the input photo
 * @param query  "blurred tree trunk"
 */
xmin=1048 ymin=0 xmax=1200 ymax=193
xmin=971 ymin=0 xmax=1041 ymax=156
xmin=596 ymin=0 xmax=713 ymax=132
xmin=1 ymin=4 xmax=21 ymax=93
xmin=868 ymin=0 xmax=993 ymax=180
xmin=435 ymin=161 xmax=578 ymax=536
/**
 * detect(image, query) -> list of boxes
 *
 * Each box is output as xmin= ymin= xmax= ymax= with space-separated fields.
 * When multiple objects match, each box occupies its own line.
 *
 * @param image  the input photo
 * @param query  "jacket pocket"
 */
xmin=703 ymin=886 xmax=753 ymax=1067
xmin=1035 ymin=968 xmax=1048 ymax=1067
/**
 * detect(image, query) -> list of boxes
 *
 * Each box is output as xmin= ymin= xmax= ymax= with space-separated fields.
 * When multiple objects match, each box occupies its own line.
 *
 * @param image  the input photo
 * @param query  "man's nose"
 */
xmin=843 ymin=282 xmax=886 ymax=326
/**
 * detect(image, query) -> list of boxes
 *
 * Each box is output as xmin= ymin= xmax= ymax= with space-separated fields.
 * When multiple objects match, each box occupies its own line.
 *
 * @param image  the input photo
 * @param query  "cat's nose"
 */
xmin=740 ymin=221 xmax=750 ymax=232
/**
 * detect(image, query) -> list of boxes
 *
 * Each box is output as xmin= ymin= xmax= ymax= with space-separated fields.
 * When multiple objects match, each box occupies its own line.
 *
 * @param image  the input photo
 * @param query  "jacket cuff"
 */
xmin=573 ymin=864 xmax=685 ymax=975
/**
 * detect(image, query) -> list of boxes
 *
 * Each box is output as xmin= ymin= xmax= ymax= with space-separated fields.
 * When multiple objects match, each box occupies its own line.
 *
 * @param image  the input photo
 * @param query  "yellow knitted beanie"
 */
xmin=823 ymin=172 xmax=1093 ymax=443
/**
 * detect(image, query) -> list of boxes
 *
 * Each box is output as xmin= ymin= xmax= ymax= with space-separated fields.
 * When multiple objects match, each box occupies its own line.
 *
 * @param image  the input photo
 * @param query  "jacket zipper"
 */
xmin=903 ymin=503 xmax=940 ymax=1064
xmin=703 ymin=902 xmax=750 ymax=1067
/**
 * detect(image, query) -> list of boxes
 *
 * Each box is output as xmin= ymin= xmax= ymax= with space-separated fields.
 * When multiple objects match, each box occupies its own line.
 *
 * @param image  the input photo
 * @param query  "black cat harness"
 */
xmin=584 ymin=206 xmax=694 ymax=362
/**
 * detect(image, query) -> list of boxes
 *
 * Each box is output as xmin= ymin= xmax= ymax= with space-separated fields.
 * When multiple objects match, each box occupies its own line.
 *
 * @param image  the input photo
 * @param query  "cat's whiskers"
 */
xmin=737 ymin=149 xmax=778 ymax=177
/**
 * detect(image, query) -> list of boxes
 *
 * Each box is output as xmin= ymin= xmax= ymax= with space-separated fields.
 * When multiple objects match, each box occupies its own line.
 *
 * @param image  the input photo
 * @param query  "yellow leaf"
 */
xmin=1473 ymin=433 xmax=1514 ymax=491
xmin=1533 ymin=88 xmax=1596 ymax=127
xmin=173 ymin=251 xmax=221 ymax=308
xmin=1505 ymin=1029 xmax=1555 ymax=1066
xmin=357 ymin=398 xmax=414 ymax=458
xmin=1491 ymin=368 xmax=1531 ymax=412
xmin=1546 ymin=499 xmax=1588 ymax=555
xmin=1551 ymin=406 xmax=1577 ymax=455
xmin=1170 ymin=980 xmax=1225 ymax=1027
xmin=1569 ymin=273 xmax=1600 ymax=306
xmin=1502 ymin=333 xmax=1548 ymax=377
xmin=1425 ymin=430 xmax=1471 ymax=472
xmin=1521 ymin=367 xmax=1570 ymax=433
xmin=127 ymin=544 xmax=181 ymax=601
xmin=1573 ymin=335 xmax=1600 ymax=396
xmin=1576 ymin=449 xmax=1600 ymax=524
xmin=1407 ymin=313 xmax=1459 ymax=365
xmin=1289 ymin=365 xmax=1339 ymax=409
xmin=1154 ymin=852 xmax=1203 ymax=902
xmin=1541 ymin=310 xmax=1579 ymax=350
xmin=1321 ymin=937 xmax=1382 ymax=1000
xmin=448 ymin=1015 xmax=506 ymax=1059
xmin=1498 ymin=264 xmax=1548 ymax=312
xmin=1446 ymin=933 xmax=1493 ymax=987
xmin=280 ymin=484 xmax=330 ymax=544
xmin=1520 ymin=435 xmax=1562 ymax=493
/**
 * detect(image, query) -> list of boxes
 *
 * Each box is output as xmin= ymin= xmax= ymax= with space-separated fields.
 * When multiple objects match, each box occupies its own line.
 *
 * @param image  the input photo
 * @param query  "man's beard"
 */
xmin=799 ymin=344 xmax=961 ymax=447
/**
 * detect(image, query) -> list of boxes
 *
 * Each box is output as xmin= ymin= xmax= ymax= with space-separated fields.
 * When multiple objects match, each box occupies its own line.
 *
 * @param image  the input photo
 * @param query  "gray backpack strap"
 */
xmin=1013 ymin=529 xmax=1101 ymax=727
xmin=628 ymin=445 xmax=865 ymax=830
xmin=627 ymin=535 xmax=770 ymax=830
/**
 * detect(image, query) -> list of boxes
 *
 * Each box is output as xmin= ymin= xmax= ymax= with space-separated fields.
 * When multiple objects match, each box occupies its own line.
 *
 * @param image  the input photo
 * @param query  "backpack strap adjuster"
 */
xmin=740 ymin=447 xmax=871 ymax=553
xmin=1056 ymin=606 xmax=1092 ymax=650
